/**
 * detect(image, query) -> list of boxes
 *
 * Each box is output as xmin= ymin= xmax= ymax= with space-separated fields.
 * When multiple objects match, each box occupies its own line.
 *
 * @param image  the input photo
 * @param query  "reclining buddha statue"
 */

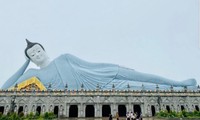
xmin=1 ymin=40 xmax=197 ymax=90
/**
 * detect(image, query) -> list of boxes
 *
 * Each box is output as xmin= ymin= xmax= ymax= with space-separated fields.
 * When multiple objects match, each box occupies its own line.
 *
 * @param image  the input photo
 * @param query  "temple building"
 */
xmin=0 ymin=79 xmax=200 ymax=118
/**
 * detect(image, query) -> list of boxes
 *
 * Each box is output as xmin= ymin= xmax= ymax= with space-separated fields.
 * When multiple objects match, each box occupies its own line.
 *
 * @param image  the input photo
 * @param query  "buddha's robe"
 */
xmin=2 ymin=54 xmax=196 ymax=90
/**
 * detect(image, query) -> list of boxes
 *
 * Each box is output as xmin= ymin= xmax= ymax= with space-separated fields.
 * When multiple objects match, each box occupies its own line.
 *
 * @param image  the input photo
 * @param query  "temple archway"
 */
xmin=151 ymin=105 xmax=155 ymax=116
xmin=54 ymin=106 xmax=59 ymax=117
xmin=69 ymin=105 xmax=78 ymax=117
xmin=0 ymin=106 xmax=4 ymax=114
xmin=102 ymin=105 xmax=111 ymax=117
xmin=118 ymin=105 xmax=126 ymax=117
xmin=36 ymin=106 xmax=41 ymax=115
xmin=166 ymin=105 xmax=170 ymax=113
xmin=18 ymin=106 xmax=23 ymax=114
xmin=195 ymin=105 xmax=199 ymax=111
xmin=133 ymin=105 xmax=141 ymax=118
xmin=85 ymin=105 xmax=94 ymax=117
xmin=181 ymin=105 xmax=185 ymax=111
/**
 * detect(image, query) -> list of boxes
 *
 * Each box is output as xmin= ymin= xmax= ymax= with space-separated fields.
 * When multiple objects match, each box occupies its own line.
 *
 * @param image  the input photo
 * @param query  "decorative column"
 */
xmin=82 ymin=104 xmax=86 ymax=117
xmin=111 ymin=103 xmax=115 ymax=117
xmin=4 ymin=105 xmax=10 ymax=115
xmin=95 ymin=103 xmax=100 ymax=117
xmin=66 ymin=103 xmax=69 ymax=117
xmin=141 ymin=103 xmax=145 ymax=117
xmin=59 ymin=105 xmax=64 ymax=117
xmin=63 ymin=103 xmax=67 ymax=117
xmin=126 ymin=104 xmax=129 ymax=113
xmin=112 ymin=103 xmax=117 ymax=117
xmin=78 ymin=104 xmax=80 ymax=117
xmin=78 ymin=104 xmax=83 ymax=117
xmin=99 ymin=104 xmax=102 ymax=117
xmin=27 ymin=97 xmax=33 ymax=114
xmin=24 ymin=105 xmax=28 ymax=115
xmin=147 ymin=104 xmax=151 ymax=117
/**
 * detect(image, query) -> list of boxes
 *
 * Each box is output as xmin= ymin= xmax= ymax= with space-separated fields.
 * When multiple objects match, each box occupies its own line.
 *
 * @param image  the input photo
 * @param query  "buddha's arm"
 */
xmin=1 ymin=60 xmax=30 ymax=89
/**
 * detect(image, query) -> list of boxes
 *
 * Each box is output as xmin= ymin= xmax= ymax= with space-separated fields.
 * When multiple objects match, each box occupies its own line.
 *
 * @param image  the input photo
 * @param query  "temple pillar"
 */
xmin=66 ymin=103 xmax=69 ymax=117
xmin=141 ymin=103 xmax=145 ymax=117
xmin=82 ymin=104 xmax=86 ymax=117
xmin=112 ymin=103 xmax=117 ymax=117
xmin=4 ymin=105 xmax=9 ymax=115
xmin=130 ymin=103 xmax=133 ymax=112
xmin=79 ymin=103 xmax=84 ymax=117
xmin=111 ymin=103 xmax=115 ymax=117
xmin=99 ymin=103 xmax=102 ymax=117
xmin=78 ymin=104 xmax=82 ymax=117
xmin=59 ymin=105 xmax=64 ymax=117
xmin=27 ymin=101 xmax=32 ymax=114
xmin=63 ymin=103 xmax=67 ymax=117
xmin=127 ymin=103 xmax=130 ymax=112
xmin=95 ymin=103 xmax=100 ymax=117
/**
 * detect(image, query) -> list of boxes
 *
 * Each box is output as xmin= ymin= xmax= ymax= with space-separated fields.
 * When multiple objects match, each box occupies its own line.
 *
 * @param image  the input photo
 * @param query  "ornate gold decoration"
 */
xmin=9 ymin=77 xmax=46 ymax=91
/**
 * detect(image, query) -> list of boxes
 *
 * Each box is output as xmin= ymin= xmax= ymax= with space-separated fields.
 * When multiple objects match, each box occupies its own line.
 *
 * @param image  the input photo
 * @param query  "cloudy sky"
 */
xmin=0 ymin=0 xmax=199 ymax=88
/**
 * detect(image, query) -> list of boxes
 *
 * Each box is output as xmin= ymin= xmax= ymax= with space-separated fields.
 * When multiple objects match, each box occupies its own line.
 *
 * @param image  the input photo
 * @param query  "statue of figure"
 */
xmin=1 ymin=40 xmax=197 ymax=90
xmin=5 ymin=105 xmax=9 ymax=115
xmin=49 ymin=105 xmax=53 ymax=112
xmin=24 ymin=105 xmax=28 ymax=115
xmin=32 ymin=105 xmax=35 ymax=113
xmin=60 ymin=105 xmax=63 ymax=116
xmin=42 ymin=105 xmax=46 ymax=113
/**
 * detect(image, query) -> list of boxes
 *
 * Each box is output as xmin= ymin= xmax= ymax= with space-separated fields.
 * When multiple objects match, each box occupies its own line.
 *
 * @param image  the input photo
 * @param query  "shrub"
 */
xmin=156 ymin=110 xmax=169 ymax=118
xmin=0 ymin=112 xmax=57 ymax=120
xmin=156 ymin=110 xmax=200 ymax=118
xmin=44 ymin=112 xmax=49 ymax=119
xmin=0 ymin=112 xmax=3 ymax=117
xmin=26 ymin=112 xmax=34 ymax=119
xmin=48 ymin=112 xmax=56 ymax=119
xmin=18 ymin=112 xmax=24 ymax=117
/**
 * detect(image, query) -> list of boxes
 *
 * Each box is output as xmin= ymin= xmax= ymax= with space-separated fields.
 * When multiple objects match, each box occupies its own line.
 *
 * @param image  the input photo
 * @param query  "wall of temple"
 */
xmin=0 ymin=89 xmax=200 ymax=118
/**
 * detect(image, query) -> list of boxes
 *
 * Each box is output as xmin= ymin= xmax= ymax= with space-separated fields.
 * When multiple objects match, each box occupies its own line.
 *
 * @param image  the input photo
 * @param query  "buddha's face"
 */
xmin=27 ymin=44 xmax=48 ymax=66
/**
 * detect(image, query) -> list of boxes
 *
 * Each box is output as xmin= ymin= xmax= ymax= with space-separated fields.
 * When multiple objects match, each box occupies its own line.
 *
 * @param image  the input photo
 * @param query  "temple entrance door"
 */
xmin=36 ymin=106 xmax=41 ymax=115
xmin=118 ymin=105 xmax=126 ymax=117
xmin=69 ymin=105 xmax=78 ymax=117
xmin=85 ymin=105 xmax=94 ymax=117
xmin=195 ymin=105 xmax=199 ymax=111
xmin=102 ymin=105 xmax=111 ymax=117
xmin=151 ymin=105 xmax=155 ymax=116
xmin=133 ymin=105 xmax=141 ymax=118
xmin=0 ymin=106 xmax=4 ymax=114
xmin=18 ymin=106 xmax=23 ymax=114
xmin=181 ymin=105 xmax=185 ymax=111
xmin=54 ymin=106 xmax=59 ymax=117
xmin=166 ymin=105 xmax=170 ymax=113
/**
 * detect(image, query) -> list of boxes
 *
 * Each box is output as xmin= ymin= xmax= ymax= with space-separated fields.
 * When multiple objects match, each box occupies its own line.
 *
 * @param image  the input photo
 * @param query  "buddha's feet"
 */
xmin=181 ymin=79 xmax=197 ymax=86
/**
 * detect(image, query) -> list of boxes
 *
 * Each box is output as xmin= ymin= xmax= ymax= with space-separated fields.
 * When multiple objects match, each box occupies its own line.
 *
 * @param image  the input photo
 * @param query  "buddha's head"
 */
xmin=25 ymin=39 xmax=50 ymax=68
